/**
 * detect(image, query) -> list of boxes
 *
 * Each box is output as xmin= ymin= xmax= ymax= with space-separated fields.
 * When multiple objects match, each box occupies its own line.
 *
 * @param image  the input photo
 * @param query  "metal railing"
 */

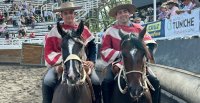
xmin=74 ymin=0 xmax=100 ymax=20
xmin=0 ymin=38 xmax=44 ymax=49
xmin=51 ymin=3 xmax=58 ymax=11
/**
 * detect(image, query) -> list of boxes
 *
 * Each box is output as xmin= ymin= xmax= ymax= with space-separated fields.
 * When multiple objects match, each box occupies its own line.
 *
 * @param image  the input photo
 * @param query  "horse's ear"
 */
xmin=57 ymin=22 xmax=64 ymax=38
xmin=76 ymin=20 xmax=84 ymax=37
xmin=139 ymin=26 xmax=147 ymax=40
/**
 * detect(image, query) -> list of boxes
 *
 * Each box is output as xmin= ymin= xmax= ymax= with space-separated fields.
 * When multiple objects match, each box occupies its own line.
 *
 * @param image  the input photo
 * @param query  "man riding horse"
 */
xmin=100 ymin=2 xmax=161 ymax=103
xmin=42 ymin=2 xmax=101 ymax=103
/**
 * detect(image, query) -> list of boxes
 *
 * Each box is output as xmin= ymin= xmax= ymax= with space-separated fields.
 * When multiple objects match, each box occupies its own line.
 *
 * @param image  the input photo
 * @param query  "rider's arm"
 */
xmin=100 ymin=28 xmax=121 ymax=66
xmin=44 ymin=27 xmax=62 ymax=67
xmin=86 ymin=39 xmax=96 ymax=64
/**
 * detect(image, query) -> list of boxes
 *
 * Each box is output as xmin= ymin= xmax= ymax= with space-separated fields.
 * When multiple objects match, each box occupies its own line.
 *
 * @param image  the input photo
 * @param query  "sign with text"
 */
xmin=165 ymin=8 xmax=200 ymax=37
xmin=146 ymin=21 xmax=165 ymax=38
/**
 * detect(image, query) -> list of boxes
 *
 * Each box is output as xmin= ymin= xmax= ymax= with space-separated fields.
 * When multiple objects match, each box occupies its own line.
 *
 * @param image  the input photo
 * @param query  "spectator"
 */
xmin=47 ymin=11 xmax=53 ymax=22
xmin=0 ymin=23 xmax=7 ymax=38
xmin=133 ymin=17 xmax=145 ymax=25
xmin=12 ymin=13 xmax=18 ymax=27
xmin=5 ymin=32 xmax=9 ymax=40
xmin=166 ymin=0 xmax=180 ymax=17
xmin=30 ymin=16 xmax=36 ymax=29
xmin=18 ymin=25 xmax=27 ymax=37
xmin=158 ymin=4 xmax=170 ymax=20
xmin=181 ymin=0 xmax=196 ymax=13
xmin=20 ymin=16 xmax=26 ymax=25
xmin=0 ymin=11 xmax=5 ymax=24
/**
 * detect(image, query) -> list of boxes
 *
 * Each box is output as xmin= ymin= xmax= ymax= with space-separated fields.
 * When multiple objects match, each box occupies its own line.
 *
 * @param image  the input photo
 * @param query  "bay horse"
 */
xmin=52 ymin=21 xmax=92 ymax=103
xmin=111 ymin=26 xmax=153 ymax=103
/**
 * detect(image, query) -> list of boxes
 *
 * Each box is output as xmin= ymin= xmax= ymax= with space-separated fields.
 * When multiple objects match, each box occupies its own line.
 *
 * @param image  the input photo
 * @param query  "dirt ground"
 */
xmin=0 ymin=65 xmax=47 ymax=103
xmin=0 ymin=65 xmax=180 ymax=103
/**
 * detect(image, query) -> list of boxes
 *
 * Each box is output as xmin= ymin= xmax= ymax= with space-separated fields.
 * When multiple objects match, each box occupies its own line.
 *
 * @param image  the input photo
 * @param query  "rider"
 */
xmin=42 ymin=2 xmax=101 ymax=103
xmin=100 ymin=2 xmax=161 ymax=103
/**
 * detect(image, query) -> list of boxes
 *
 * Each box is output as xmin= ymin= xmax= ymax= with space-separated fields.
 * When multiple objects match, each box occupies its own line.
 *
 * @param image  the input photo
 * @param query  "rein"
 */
xmin=117 ymin=62 xmax=151 ymax=100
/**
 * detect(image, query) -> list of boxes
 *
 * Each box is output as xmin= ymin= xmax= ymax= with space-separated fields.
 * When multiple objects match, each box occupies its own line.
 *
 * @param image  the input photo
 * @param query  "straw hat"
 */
xmin=53 ymin=2 xmax=82 ymax=12
xmin=108 ymin=3 xmax=136 ymax=17
xmin=160 ymin=3 xmax=167 ymax=8
xmin=166 ymin=0 xmax=179 ymax=5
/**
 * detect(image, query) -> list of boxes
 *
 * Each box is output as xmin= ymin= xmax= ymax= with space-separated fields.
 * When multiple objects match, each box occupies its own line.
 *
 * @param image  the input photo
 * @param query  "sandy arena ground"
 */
xmin=0 ymin=65 xmax=47 ymax=103
xmin=0 ymin=65 xmax=180 ymax=103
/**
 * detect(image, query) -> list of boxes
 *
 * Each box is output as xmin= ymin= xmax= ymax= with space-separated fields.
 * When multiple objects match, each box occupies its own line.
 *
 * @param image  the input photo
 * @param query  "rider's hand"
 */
xmin=56 ymin=65 xmax=63 ymax=74
xmin=83 ymin=61 xmax=94 ymax=69
xmin=83 ymin=61 xmax=94 ymax=75
xmin=112 ymin=65 xmax=120 ymax=75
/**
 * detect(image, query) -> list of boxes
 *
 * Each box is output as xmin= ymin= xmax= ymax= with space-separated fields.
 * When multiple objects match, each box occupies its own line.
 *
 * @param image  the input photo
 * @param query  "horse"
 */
xmin=52 ymin=21 xmax=92 ymax=103
xmin=111 ymin=26 xmax=153 ymax=103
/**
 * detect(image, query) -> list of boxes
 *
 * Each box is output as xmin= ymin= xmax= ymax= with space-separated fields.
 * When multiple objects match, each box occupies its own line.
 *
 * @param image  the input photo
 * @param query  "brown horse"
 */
xmin=52 ymin=21 xmax=92 ymax=103
xmin=111 ymin=26 xmax=153 ymax=103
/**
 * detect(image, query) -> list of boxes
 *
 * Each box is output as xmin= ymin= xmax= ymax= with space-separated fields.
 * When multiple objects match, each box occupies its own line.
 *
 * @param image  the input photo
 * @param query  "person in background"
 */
xmin=166 ymin=0 xmax=180 ymax=17
xmin=180 ymin=0 xmax=196 ymax=13
xmin=0 ymin=10 xmax=5 ymax=24
xmin=30 ymin=16 xmax=36 ymax=29
xmin=158 ymin=4 xmax=170 ymax=20
xmin=133 ymin=17 xmax=145 ymax=25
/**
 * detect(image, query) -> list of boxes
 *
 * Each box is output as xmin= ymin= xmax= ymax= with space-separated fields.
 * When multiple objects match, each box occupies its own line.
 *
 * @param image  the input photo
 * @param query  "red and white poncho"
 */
xmin=100 ymin=23 xmax=156 ymax=67
xmin=44 ymin=24 xmax=94 ymax=67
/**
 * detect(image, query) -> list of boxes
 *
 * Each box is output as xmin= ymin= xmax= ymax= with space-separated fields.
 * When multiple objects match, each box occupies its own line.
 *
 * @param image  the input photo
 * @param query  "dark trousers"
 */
xmin=147 ymin=72 xmax=161 ymax=103
xmin=101 ymin=65 xmax=115 ymax=103
xmin=42 ymin=81 xmax=54 ymax=103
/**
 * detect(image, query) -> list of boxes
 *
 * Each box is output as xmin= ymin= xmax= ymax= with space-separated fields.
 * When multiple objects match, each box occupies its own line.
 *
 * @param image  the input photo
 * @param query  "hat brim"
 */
xmin=166 ymin=2 xmax=178 ymax=5
xmin=53 ymin=6 xmax=82 ymax=13
xmin=109 ymin=4 xmax=136 ymax=17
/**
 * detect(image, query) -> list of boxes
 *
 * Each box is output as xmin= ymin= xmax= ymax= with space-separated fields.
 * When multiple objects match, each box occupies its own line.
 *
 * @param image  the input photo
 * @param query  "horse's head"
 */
xmin=57 ymin=21 xmax=86 ymax=85
xmin=119 ymin=26 xmax=152 ymax=100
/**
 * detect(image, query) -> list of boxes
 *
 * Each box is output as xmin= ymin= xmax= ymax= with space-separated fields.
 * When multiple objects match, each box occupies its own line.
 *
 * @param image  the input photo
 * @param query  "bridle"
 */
xmin=62 ymin=54 xmax=87 ymax=85
xmin=61 ymin=36 xmax=88 ymax=86
xmin=117 ymin=62 xmax=149 ymax=101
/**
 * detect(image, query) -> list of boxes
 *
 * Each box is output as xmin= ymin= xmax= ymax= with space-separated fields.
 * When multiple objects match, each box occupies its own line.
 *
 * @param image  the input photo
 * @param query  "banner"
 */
xmin=165 ymin=8 xmax=200 ymax=38
xmin=146 ymin=21 xmax=165 ymax=38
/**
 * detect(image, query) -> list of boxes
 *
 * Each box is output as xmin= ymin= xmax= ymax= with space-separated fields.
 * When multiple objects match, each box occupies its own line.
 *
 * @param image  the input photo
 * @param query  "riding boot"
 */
xmin=42 ymin=80 xmax=54 ymax=103
xmin=147 ymin=74 xmax=161 ymax=103
xmin=92 ymin=84 xmax=102 ymax=103
xmin=101 ymin=80 xmax=114 ymax=103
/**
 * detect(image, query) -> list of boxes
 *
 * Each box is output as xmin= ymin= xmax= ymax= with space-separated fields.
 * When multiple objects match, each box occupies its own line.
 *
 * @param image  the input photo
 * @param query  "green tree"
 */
xmin=85 ymin=0 xmax=132 ymax=32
